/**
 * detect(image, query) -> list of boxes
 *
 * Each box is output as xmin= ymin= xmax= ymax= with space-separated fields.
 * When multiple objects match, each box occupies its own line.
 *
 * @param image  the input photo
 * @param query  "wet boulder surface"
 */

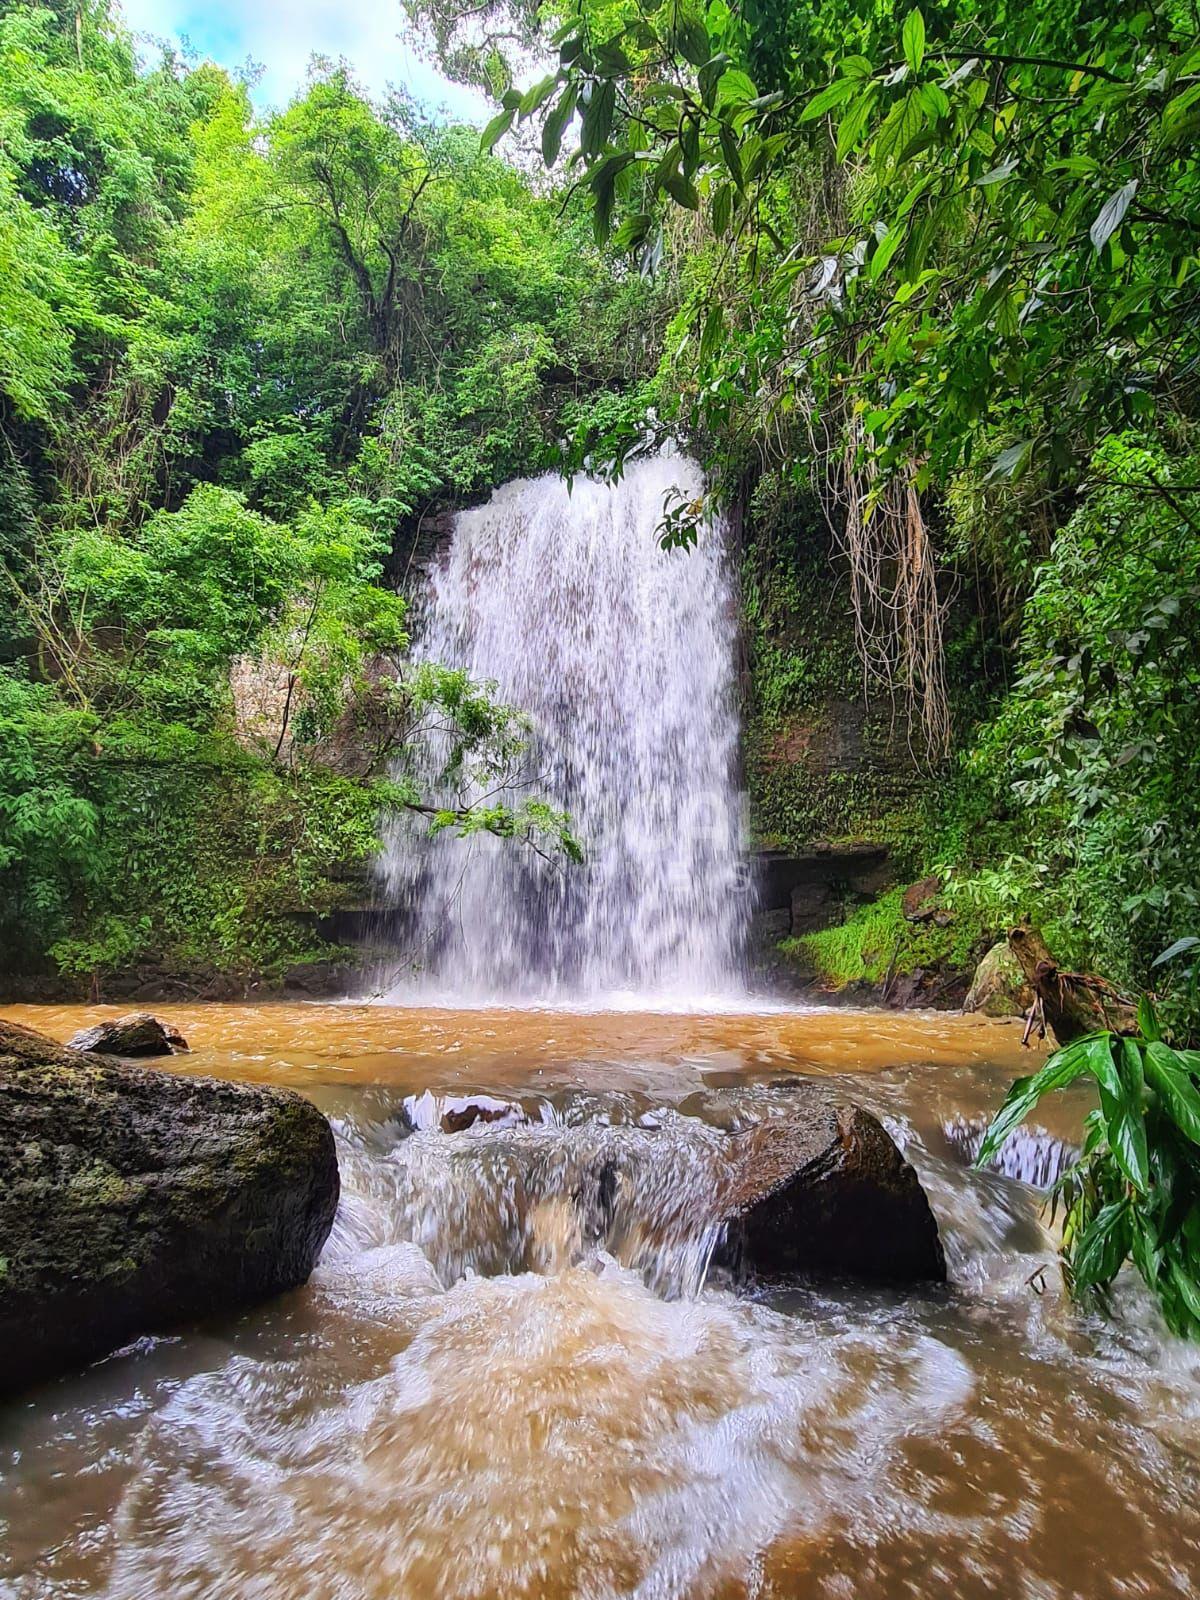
xmin=717 ymin=1097 xmax=946 ymax=1283
xmin=0 ymin=1021 xmax=338 ymax=1394
xmin=65 ymin=1011 xmax=189 ymax=1057
xmin=384 ymin=1080 xmax=946 ymax=1291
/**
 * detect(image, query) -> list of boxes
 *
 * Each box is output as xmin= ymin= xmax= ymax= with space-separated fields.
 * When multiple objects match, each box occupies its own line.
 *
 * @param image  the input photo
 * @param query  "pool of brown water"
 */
xmin=2 ymin=1002 xmax=1199 ymax=1599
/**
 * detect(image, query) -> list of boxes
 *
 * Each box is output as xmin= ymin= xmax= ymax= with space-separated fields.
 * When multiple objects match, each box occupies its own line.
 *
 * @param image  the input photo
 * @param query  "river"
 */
xmin=3 ymin=1001 xmax=1199 ymax=1598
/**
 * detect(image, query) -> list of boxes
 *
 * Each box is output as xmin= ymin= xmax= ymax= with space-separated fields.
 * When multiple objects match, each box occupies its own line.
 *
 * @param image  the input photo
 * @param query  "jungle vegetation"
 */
xmin=411 ymin=0 xmax=1200 ymax=1031
xmin=0 ymin=0 xmax=652 ymax=988
xmin=2 ymin=0 xmax=1199 ymax=1035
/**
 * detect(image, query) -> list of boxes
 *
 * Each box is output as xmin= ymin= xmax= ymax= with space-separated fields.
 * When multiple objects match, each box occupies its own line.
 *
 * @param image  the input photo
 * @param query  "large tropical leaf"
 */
xmin=975 ymin=1034 xmax=1106 ymax=1167
xmin=1145 ymin=1042 xmax=1200 ymax=1146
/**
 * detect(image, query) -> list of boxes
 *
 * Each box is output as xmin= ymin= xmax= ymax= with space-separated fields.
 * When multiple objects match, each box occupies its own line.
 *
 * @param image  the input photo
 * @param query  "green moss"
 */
xmin=740 ymin=485 xmax=929 ymax=857
xmin=69 ymin=1161 xmax=131 ymax=1206
xmin=782 ymin=887 xmax=996 ymax=991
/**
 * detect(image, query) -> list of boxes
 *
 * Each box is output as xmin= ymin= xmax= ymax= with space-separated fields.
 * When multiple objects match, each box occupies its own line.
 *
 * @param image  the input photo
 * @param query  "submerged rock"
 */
xmin=66 ymin=1011 xmax=189 ymax=1057
xmin=717 ymin=1097 xmax=946 ymax=1284
xmin=399 ymin=1090 xmax=531 ymax=1135
xmin=0 ymin=1020 xmax=338 ymax=1394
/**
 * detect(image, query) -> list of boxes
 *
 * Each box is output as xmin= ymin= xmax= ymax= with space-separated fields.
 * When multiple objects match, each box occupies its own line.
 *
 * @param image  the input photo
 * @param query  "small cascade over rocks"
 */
xmin=942 ymin=1113 xmax=1079 ymax=1189
xmin=329 ymin=1083 xmax=946 ymax=1300
xmin=377 ymin=452 xmax=748 ymax=1004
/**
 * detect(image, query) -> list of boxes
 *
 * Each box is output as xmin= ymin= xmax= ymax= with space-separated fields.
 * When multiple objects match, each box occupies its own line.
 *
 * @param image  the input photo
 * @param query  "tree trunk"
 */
xmin=1008 ymin=926 xmax=1140 ymax=1045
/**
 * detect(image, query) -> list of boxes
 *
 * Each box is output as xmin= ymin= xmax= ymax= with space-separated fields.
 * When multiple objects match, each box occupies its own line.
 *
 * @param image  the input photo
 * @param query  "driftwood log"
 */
xmin=1008 ymin=926 xmax=1140 ymax=1047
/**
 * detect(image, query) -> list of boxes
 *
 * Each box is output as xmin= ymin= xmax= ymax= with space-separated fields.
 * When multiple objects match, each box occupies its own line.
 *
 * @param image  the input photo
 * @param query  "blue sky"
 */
xmin=117 ymin=0 xmax=489 ymax=119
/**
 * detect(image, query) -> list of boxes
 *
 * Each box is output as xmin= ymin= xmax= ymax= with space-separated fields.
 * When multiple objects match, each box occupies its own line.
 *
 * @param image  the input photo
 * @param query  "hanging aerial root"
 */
xmin=836 ymin=417 xmax=951 ymax=761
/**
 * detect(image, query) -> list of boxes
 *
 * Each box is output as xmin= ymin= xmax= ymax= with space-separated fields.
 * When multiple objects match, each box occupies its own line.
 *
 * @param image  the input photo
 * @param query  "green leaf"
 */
xmin=699 ymin=303 xmax=725 ymax=363
xmin=718 ymin=120 xmax=744 ymax=189
xmin=580 ymin=80 xmax=616 ymax=157
xmin=519 ymin=74 xmax=560 ymax=118
xmin=711 ymin=182 xmax=734 ymax=239
xmin=590 ymin=151 xmax=636 ymax=244
xmin=869 ymin=225 xmax=905 ymax=282
xmin=902 ymin=9 xmax=926 ymax=73
xmin=976 ymin=159 xmax=1017 ymax=187
xmin=1095 ymin=1036 xmax=1149 ymax=1194
xmin=800 ymin=77 xmax=858 ymax=122
xmin=1145 ymin=1041 xmax=1200 ymax=1145
xmin=1072 ymin=1198 xmax=1131 ymax=1289
xmin=1130 ymin=1212 xmax=1162 ymax=1288
xmin=715 ymin=68 xmax=758 ymax=108
xmin=480 ymin=109 xmax=514 ymax=154
xmin=874 ymin=90 xmax=923 ymax=167
xmin=836 ymin=86 xmax=877 ymax=159
xmin=976 ymin=1036 xmax=1100 ymax=1166
xmin=541 ymin=86 xmax=577 ymax=167
xmin=662 ymin=171 xmax=700 ymax=209
xmin=1138 ymin=995 xmax=1162 ymax=1042
xmin=671 ymin=16 xmax=711 ymax=67
xmin=1152 ymin=936 xmax=1200 ymax=968
xmin=698 ymin=52 xmax=731 ymax=108
xmin=611 ymin=212 xmax=651 ymax=251
xmin=1089 ymin=180 xmax=1138 ymax=254
xmin=985 ymin=439 xmax=1033 ymax=481
xmin=1168 ymin=1260 xmax=1200 ymax=1327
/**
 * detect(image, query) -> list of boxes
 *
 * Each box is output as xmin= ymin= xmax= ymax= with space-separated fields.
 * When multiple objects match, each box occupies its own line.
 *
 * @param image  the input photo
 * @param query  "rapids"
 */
xmin=3 ymin=1002 xmax=1200 ymax=1599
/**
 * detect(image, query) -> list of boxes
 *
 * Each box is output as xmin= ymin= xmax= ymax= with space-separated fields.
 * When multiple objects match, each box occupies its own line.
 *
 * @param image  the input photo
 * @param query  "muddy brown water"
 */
xmin=2 ymin=1002 xmax=1199 ymax=1599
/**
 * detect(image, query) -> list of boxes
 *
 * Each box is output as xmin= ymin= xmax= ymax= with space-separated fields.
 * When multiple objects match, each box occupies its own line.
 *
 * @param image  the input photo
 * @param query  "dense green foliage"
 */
xmin=4 ymin=0 xmax=1200 ymax=1032
xmin=0 ymin=0 xmax=647 ymax=989
xmin=781 ymin=884 xmax=987 ymax=991
xmin=938 ymin=438 xmax=1200 ymax=1003
xmin=979 ymin=1004 xmax=1200 ymax=1338
xmin=413 ymin=0 xmax=1200 ymax=1027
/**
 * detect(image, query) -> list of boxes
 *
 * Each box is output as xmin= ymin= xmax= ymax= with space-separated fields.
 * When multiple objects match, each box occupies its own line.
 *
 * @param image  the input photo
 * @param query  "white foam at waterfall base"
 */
xmin=376 ymin=453 xmax=749 ymax=1007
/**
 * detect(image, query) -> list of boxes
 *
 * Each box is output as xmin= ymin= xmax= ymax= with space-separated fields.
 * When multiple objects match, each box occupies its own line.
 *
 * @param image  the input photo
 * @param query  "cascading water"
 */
xmin=377 ymin=451 xmax=748 ymax=1004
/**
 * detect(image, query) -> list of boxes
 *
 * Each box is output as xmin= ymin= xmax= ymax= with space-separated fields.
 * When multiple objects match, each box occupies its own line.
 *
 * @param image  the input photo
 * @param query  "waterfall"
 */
xmin=377 ymin=452 xmax=748 ymax=1005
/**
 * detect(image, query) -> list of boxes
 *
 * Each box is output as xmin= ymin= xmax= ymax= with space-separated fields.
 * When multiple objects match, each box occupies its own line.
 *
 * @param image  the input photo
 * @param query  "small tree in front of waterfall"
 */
xmin=978 ymin=1001 xmax=1200 ymax=1338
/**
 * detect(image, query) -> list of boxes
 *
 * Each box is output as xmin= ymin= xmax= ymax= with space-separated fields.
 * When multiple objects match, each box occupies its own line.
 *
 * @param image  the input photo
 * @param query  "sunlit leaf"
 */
xmin=800 ymin=77 xmax=858 ymax=122
xmin=1089 ymin=180 xmax=1138 ymax=254
xmin=480 ymin=109 xmax=514 ymax=154
xmin=902 ymin=9 xmax=925 ymax=72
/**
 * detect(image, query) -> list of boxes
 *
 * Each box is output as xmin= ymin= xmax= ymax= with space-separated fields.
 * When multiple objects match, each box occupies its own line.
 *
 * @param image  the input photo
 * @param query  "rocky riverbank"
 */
xmin=0 ymin=1020 xmax=338 ymax=1393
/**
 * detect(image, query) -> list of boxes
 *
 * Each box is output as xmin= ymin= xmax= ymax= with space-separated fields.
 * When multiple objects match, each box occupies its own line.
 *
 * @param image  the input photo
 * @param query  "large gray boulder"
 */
xmin=963 ymin=941 xmax=1033 ymax=1018
xmin=0 ymin=1021 xmax=338 ymax=1394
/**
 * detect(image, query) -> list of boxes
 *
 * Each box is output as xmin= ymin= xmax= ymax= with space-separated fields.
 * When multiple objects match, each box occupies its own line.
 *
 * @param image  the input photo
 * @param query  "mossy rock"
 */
xmin=0 ymin=1020 xmax=338 ymax=1394
xmin=963 ymin=941 xmax=1034 ymax=1018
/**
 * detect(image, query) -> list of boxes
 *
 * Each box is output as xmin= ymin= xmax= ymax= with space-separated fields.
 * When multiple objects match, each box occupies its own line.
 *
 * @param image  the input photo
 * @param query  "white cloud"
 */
xmin=117 ymin=0 xmax=489 ymax=120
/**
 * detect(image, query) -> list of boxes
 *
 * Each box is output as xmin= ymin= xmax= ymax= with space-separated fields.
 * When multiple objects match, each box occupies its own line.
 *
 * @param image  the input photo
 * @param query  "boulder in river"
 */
xmin=0 ymin=1020 xmax=338 ymax=1394
xmin=717 ymin=1097 xmax=946 ymax=1284
xmin=414 ymin=1083 xmax=946 ymax=1290
xmin=963 ymin=941 xmax=1033 ymax=1019
xmin=66 ymin=1011 xmax=189 ymax=1057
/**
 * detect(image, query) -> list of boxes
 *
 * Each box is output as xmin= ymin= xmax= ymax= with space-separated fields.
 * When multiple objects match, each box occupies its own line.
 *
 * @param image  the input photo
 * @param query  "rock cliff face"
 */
xmin=0 ymin=1021 xmax=338 ymax=1394
xmin=740 ymin=502 xmax=929 ymax=982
